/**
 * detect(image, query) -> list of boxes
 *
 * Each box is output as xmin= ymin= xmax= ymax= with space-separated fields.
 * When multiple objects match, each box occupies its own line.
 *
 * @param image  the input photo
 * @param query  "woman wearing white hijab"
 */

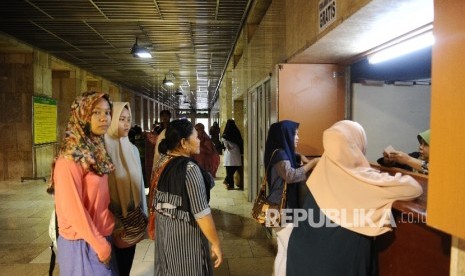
xmin=287 ymin=120 xmax=422 ymax=276
xmin=104 ymin=102 xmax=147 ymax=276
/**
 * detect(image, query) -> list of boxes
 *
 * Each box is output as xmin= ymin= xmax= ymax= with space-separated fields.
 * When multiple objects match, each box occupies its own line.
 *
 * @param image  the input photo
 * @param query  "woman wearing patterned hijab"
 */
xmin=264 ymin=120 xmax=319 ymax=276
xmin=51 ymin=91 xmax=117 ymax=275
xmin=104 ymin=102 xmax=147 ymax=275
xmin=287 ymin=120 xmax=423 ymax=276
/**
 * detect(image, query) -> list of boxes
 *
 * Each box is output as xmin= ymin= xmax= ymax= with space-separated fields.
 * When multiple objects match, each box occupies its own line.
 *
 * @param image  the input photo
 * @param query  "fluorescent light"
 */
xmin=368 ymin=31 xmax=434 ymax=64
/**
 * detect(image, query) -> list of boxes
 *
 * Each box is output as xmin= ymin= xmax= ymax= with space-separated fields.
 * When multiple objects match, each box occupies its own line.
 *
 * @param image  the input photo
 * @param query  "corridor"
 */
xmin=0 ymin=165 xmax=276 ymax=276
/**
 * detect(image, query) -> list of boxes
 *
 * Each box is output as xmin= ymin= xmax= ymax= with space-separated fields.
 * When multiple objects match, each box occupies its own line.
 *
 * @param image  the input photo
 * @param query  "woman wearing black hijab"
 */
xmin=264 ymin=120 xmax=319 ymax=276
xmin=221 ymin=119 xmax=244 ymax=189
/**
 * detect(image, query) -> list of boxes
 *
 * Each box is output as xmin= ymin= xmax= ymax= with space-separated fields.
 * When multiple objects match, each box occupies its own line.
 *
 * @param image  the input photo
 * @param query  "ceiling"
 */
xmin=0 ymin=0 xmax=253 ymax=110
xmin=0 ymin=0 xmax=434 ymax=110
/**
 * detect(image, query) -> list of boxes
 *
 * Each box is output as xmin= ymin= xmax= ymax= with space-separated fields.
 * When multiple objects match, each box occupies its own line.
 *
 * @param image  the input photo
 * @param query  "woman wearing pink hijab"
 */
xmin=287 ymin=120 xmax=423 ymax=276
xmin=104 ymin=102 xmax=148 ymax=275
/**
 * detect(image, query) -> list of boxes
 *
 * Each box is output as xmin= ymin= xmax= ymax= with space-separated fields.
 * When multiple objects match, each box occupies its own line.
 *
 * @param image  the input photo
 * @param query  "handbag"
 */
xmin=147 ymin=156 xmax=172 ymax=240
xmin=251 ymin=149 xmax=287 ymax=227
xmin=113 ymin=206 xmax=148 ymax=248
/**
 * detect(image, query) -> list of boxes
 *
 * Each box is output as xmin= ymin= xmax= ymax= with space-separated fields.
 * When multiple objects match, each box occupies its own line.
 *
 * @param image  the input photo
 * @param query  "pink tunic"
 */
xmin=54 ymin=157 xmax=114 ymax=261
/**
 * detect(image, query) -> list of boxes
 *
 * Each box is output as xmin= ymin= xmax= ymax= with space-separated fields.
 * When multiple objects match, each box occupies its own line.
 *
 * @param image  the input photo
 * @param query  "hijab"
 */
xmin=104 ymin=102 xmax=142 ymax=217
xmin=58 ymin=91 xmax=114 ymax=175
xmin=222 ymin=119 xmax=243 ymax=153
xmin=264 ymin=120 xmax=299 ymax=184
xmin=417 ymin=129 xmax=430 ymax=145
xmin=307 ymin=120 xmax=423 ymax=236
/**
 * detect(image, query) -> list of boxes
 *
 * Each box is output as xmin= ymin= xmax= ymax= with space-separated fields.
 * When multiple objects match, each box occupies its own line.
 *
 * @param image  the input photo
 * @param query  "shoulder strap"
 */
xmin=259 ymin=149 xmax=281 ymax=192
xmin=148 ymin=156 xmax=173 ymax=211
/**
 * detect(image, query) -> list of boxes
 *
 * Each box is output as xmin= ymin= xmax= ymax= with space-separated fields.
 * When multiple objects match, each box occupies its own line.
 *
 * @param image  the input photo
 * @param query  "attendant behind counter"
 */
xmin=377 ymin=129 xmax=430 ymax=175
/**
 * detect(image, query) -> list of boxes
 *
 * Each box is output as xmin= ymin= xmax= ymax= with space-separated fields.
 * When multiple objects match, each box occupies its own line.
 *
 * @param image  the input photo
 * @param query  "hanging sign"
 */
xmin=319 ymin=0 xmax=337 ymax=32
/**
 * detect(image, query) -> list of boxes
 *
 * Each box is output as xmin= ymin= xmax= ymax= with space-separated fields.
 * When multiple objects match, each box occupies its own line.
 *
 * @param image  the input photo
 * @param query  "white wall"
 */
xmin=352 ymin=83 xmax=431 ymax=162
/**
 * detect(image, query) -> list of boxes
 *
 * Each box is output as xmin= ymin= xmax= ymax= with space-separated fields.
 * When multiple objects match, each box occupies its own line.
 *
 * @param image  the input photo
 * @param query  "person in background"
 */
xmin=287 ymin=120 xmax=423 ymax=276
xmin=147 ymin=110 xmax=171 ymax=189
xmin=104 ymin=102 xmax=148 ymax=276
xmin=153 ymin=109 xmax=171 ymax=135
xmin=128 ymin=124 xmax=142 ymax=144
xmin=209 ymin=121 xmax=223 ymax=155
xmin=153 ymin=119 xmax=222 ymax=275
xmin=221 ymin=119 xmax=243 ymax=190
xmin=264 ymin=120 xmax=319 ymax=276
xmin=377 ymin=129 xmax=430 ymax=174
xmin=130 ymin=124 xmax=147 ymax=185
xmin=193 ymin=123 xmax=220 ymax=178
xmin=151 ymin=120 xmax=160 ymax=133
xmin=48 ymin=91 xmax=118 ymax=275
xmin=151 ymin=109 xmax=172 ymax=181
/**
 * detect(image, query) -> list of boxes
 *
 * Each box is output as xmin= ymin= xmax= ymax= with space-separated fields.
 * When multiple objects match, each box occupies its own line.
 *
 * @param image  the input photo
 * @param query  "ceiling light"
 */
xmin=163 ymin=76 xmax=174 ymax=86
xmin=368 ymin=30 xmax=434 ymax=64
xmin=162 ymin=70 xmax=175 ymax=86
xmin=130 ymin=38 xmax=152 ymax=58
xmin=175 ymin=88 xmax=183 ymax=96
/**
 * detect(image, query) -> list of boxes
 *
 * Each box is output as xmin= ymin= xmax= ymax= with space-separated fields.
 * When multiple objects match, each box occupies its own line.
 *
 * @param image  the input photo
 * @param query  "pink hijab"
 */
xmin=307 ymin=120 xmax=423 ymax=236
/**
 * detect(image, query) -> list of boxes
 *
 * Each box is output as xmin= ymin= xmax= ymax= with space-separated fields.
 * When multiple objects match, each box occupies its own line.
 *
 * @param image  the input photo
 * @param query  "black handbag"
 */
xmin=251 ymin=149 xmax=287 ymax=227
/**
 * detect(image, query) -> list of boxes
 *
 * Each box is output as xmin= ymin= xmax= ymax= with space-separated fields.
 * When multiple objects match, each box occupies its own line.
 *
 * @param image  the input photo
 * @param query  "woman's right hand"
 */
xmin=99 ymin=253 xmax=111 ymax=268
xmin=211 ymin=243 xmax=223 ymax=268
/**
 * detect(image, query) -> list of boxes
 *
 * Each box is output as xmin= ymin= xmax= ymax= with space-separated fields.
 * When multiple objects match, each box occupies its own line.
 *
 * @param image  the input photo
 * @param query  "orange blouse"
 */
xmin=54 ymin=157 xmax=114 ymax=261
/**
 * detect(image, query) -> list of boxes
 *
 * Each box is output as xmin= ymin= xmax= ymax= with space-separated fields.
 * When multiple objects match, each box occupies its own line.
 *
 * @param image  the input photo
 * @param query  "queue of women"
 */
xmin=48 ymin=90 xmax=423 ymax=276
xmin=48 ymin=91 xmax=221 ymax=275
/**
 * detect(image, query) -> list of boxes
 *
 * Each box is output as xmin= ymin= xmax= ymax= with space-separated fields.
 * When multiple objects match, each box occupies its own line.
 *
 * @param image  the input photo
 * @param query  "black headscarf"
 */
xmin=222 ymin=119 xmax=243 ymax=153
xmin=264 ymin=120 xmax=299 ymax=183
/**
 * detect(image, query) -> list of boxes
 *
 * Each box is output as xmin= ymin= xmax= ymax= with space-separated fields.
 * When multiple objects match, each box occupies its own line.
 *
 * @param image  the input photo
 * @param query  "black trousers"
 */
xmin=113 ymin=244 xmax=136 ymax=276
xmin=225 ymin=166 xmax=240 ymax=187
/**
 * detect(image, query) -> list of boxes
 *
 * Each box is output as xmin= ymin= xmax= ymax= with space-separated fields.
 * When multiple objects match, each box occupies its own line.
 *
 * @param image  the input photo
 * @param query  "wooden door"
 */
xmin=278 ymin=63 xmax=346 ymax=156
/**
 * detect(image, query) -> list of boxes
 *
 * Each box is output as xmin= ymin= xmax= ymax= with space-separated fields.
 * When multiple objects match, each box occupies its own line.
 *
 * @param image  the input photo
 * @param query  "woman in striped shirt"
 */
xmin=152 ymin=119 xmax=222 ymax=275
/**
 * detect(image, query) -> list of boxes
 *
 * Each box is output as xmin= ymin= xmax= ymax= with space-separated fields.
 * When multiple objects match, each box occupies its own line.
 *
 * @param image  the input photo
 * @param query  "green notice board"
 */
xmin=33 ymin=96 xmax=57 ymax=145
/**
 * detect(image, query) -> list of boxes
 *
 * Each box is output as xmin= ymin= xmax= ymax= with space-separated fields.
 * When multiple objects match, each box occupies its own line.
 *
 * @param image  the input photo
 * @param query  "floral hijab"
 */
xmin=58 ymin=91 xmax=115 ymax=175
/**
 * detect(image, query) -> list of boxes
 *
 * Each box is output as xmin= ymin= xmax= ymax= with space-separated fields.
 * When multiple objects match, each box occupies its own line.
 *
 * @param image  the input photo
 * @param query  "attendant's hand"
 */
xmin=388 ymin=150 xmax=410 ymax=165
xmin=211 ymin=243 xmax=223 ymax=268
xmin=382 ymin=151 xmax=396 ymax=166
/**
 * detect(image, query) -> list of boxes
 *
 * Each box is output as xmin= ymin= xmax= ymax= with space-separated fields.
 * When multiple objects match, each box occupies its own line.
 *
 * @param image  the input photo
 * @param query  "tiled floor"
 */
xmin=0 ymin=165 xmax=276 ymax=275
